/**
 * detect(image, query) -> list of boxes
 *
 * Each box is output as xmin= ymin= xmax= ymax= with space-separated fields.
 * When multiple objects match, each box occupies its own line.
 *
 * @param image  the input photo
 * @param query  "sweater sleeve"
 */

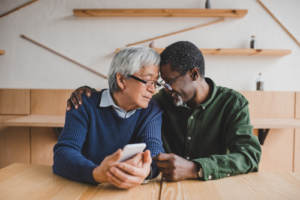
xmin=193 ymin=98 xmax=261 ymax=181
xmin=52 ymin=104 xmax=98 ymax=185
xmin=138 ymin=105 xmax=165 ymax=179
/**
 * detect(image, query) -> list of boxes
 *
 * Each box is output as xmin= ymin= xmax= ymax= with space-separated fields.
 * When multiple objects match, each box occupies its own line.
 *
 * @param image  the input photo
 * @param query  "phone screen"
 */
xmin=119 ymin=143 xmax=146 ymax=162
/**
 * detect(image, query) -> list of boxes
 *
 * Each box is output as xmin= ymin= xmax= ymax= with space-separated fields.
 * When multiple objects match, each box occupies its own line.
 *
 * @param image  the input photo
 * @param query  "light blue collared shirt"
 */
xmin=99 ymin=89 xmax=137 ymax=119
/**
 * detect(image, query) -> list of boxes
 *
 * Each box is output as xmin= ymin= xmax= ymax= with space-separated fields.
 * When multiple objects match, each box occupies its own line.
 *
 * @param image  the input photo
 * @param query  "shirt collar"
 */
xmin=99 ymin=89 xmax=114 ymax=108
xmin=198 ymin=77 xmax=217 ymax=110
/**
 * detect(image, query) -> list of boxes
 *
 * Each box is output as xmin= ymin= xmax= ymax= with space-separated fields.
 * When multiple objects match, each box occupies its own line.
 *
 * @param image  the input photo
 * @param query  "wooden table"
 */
xmin=0 ymin=164 xmax=300 ymax=200
xmin=0 ymin=163 xmax=160 ymax=200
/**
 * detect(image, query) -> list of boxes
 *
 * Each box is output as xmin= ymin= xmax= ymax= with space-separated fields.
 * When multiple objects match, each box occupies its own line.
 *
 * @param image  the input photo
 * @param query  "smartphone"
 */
xmin=119 ymin=143 xmax=146 ymax=162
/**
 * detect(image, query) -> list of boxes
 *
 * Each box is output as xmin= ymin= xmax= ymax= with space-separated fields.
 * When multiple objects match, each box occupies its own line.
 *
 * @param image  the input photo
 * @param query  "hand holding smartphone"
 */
xmin=119 ymin=143 xmax=146 ymax=162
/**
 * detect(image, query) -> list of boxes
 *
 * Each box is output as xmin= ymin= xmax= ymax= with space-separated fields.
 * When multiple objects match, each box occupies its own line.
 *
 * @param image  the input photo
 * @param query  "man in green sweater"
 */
xmin=68 ymin=41 xmax=261 ymax=182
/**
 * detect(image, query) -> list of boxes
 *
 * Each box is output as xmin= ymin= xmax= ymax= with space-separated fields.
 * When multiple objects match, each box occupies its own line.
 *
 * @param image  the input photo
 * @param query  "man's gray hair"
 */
xmin=108 ymin=46 xmax=160 ymax=92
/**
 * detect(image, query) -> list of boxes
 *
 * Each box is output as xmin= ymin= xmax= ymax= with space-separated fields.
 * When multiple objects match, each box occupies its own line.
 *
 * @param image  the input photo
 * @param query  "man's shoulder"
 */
xmin=153 ymin=89 xmax=171 ymax=107
xmin=143 ymin=99 xmax=163 ymax=115
xmin=216 ymin=86 xmax=248 ymax=106
xmin=153 ymin=90 xmax=164 ymax=101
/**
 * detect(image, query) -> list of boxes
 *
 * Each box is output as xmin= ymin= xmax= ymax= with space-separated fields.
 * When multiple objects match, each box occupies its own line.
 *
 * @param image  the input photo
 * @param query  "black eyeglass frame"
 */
xmin=128 ymin=75 xmax=162 ymax=88
xmin=158 ymin=68 xmax=198 ymax=92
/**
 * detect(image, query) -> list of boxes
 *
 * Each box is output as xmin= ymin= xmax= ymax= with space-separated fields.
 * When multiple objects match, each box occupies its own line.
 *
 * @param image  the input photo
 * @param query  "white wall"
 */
xmin=0 ymin=0 xmax=299 ymax=90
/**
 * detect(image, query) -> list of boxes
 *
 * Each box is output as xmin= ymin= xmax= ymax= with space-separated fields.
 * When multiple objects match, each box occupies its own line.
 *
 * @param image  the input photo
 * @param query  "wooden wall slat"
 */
xmin=0 ymin=89 xmax=30 ymax=115
xmin=296 ymin=92 xmax=300 ymax=119
xmin=31 ymin=128 xmax=57 ymax=166
xmin=30 ymin=89 xmax=73 ymax=115
xmin=295 ymin=93 xmax=300 ymax=172
xmin=0 ymin=127 xmax=30 ymax=168
xmin=295 ymin=129 xmax=300 ymax=172
xmin=241 ymin=91 xmax=295 ymax=172
xmin=259 ymin=129 xmax=294 ymax=171
xmin=240 ymin=91 xmax=295 ymax=119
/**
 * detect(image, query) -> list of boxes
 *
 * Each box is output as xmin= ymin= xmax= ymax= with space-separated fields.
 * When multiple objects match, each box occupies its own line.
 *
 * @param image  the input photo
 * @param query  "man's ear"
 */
xmin=116 ymin=73 xmax=126 ymax=90
xmin=190 ymin=68 xmax=199 ymax=81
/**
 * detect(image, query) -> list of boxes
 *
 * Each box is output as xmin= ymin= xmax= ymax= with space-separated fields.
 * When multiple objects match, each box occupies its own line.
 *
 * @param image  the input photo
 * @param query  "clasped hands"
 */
xmin=93 ymin=150 xmax=199 ymax=189
xmin=154 ymin=153 xmax=198 ymax=181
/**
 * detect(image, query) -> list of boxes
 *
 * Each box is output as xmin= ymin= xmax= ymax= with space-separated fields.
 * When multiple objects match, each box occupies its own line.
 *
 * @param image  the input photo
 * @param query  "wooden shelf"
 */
xmin=0 ymin=115 xmax=64 ymax=127
xmin=0 ymin=50 xmax=5 ymax=55
xmin=115 ymin=48 xmax=291 ymax=56
xmin=1 ymin=115 xmax=299 ymax=129
xmin=73 ymin=9 xmax=247 ymax=18
xmin=252 ymin=118 xmax=300 ymax=129
xmin=156 ymin=48 xmax=292 ymax=56
xmin=154 ymin=48 xmax=291 ymax=56
xmin=200 ymin=48 xmax=291 ymax=56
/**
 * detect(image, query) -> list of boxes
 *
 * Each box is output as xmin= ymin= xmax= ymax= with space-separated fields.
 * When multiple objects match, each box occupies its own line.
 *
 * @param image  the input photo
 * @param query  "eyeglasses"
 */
xmin=158 ymin=73 xmax=185 ymax=92
xmin=157 ymin=80 xmax=172 ymax=91
xmin=129 ymin=75 xmax=161 ymax=88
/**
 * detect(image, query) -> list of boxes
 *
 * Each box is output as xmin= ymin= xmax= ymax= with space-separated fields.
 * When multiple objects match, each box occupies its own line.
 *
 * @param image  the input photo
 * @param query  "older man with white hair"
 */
xmin=53 ymin=46 xmax=164 ymax=189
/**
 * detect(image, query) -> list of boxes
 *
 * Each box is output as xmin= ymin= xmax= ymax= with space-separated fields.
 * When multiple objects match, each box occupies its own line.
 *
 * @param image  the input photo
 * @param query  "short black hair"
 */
xmin=160 ymin=41 xmax=205 ymax=77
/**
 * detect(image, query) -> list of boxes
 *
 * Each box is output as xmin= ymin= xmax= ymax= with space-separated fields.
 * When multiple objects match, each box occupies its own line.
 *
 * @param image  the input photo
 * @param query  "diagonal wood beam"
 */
xmin=0 ymin=0 xmax=39 ymax=18
xmin=126 ymin=17 xmax=225 ymax=47
xmin=257 ymin=0 xmax=300 ymax=47
xmin=20 ymin=34 xmax=107 ymax=79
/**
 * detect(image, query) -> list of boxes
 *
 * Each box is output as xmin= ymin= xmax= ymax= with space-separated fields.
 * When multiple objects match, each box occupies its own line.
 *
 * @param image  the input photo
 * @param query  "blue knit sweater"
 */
xmin=53 ymin=90 xmax=164 ymax=184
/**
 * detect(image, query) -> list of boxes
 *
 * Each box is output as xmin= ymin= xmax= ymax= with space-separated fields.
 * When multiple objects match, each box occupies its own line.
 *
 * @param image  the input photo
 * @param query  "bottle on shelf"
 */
xmin=149 ymin=41 xmax=155 ymax=48
xmin=250 ymin=35 xmax=256 ymax=49
xmin=205 ymin=0 xmax=211 ymax=9
xmin=256 ymin=72 xmax=264 ymax=91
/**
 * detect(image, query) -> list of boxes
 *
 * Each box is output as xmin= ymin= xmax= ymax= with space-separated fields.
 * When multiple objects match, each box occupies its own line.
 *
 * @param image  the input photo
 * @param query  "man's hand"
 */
xmin=154 ymin=153 xmax=198 ymax=181
xmin=106 ymin=150 xmax=152 ymax=189
xmin=92 ymin=149 xmax=122 ymax=183
xmin=66 ymin=86 xmax=95 ymax=111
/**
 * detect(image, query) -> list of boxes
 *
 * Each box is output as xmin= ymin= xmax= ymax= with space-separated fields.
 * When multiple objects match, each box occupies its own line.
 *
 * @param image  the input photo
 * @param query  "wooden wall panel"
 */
xmin=31 ymin=128 xmax=57 ymax=166
xmin=0 ymin=89 xmax=297 ymax=172
xmin=241 ymin=91 xmax=295 ymax=172
xmin=259 ymin=129 xmax=294 ymax=171
xmin=0 ymin=89 xmax=30 ymax=115
xmin=0 ymin=127 xmax=30 ymax=168
xmin=30 ymin=89 xmax=73 ymax=115
xmin=240 ymin=91 xmax=295 ymax=119
xmin=296 ymin=92 xmax=300 ymax=119
xmin=295 ymin=129 xmax=300 ymax=172
xmin=295 ymin=93 xmax=300 ymax=172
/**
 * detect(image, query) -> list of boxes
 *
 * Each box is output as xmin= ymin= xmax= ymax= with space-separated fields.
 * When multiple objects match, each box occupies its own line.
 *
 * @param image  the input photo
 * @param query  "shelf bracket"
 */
xmin=258 ymin=128 xmax=270 ymax=145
